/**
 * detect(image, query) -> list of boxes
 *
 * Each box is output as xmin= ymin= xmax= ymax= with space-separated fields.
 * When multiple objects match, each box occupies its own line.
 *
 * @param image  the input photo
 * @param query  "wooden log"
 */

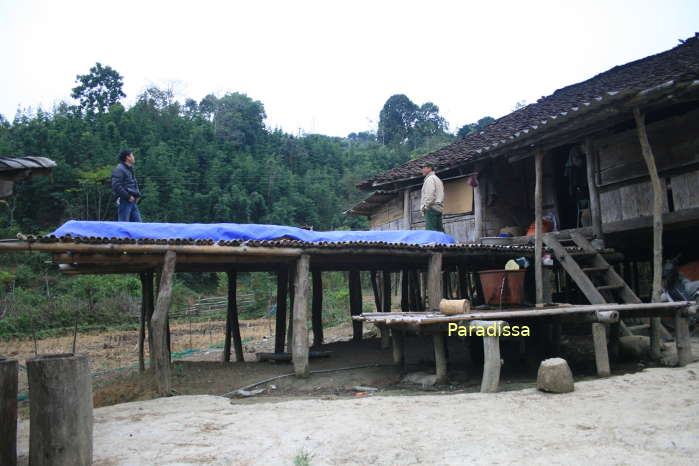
xmin=292 ymin=255 xmax=311 ymax=377
xmin=274 ymin=268 xmax=288 ymax=353
xmin=311 ymin=270 xmax=324 ymax=347
xmin=392 ymin=330 xmax=404 ymax=367
xmin=349 ymin=270 xmax=363 ymax=341
xmin=400 ymin=269 xmax=410 ymax=312
xmin=152 ymin=250 xmax=176 ymax=395
xmin=433 ymin=333 xmax=448 ymax=384
xmin=427 ymin=253 xmax=443 ymax=312
xmin=27 ymin=354 xmax=93 ymax=466
xmin=534 ymin=148 xmax=544 ymax=307
xmin=470 ymin=320 xmax=506 ymax=393
xmin=439 ymin=299 xmax=470 ymax=315
xmin=143 ymin=271 xmax=155 ymax=370
xmin=0 ymin=358 xmax=18 ymax=466
xmin=633 ymin=107 xmax=663 ymax=361
xmin=592 ymin=322 xmax=611 ymax=377
xmin=583 ymin=138 xmax=603 ymax=241
xmin=675 ymin=311 xmax=693 ymax=366
xmin=287 ymin=265 xmax=295 ymax=352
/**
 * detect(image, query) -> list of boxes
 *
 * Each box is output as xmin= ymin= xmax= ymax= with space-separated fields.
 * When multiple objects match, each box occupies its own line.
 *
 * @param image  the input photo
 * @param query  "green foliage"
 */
xmin=71 ymin=62 xmax=126 ymax=114
xmin=457 ymin=116 xmax=495 ymax=139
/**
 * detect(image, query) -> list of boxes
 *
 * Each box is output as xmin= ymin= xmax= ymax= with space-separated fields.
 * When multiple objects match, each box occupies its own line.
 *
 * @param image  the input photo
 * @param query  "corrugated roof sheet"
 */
xmin=358 ymin=33 xmax=699 ymax=189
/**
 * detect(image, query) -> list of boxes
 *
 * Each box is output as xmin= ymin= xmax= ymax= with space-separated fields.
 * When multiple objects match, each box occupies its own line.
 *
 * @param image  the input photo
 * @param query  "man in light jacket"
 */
xmin=111 ymin=149 xmax=142 ymax=222
xmin=420 ymin=163 xmax=444 ymax=231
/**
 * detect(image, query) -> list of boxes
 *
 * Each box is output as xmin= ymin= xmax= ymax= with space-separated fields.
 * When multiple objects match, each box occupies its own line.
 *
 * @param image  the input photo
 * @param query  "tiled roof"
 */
xmin=0 ymin=156 xmax=56 ymax=172
xmin=359 ymin=33 xmax=699 ymax=190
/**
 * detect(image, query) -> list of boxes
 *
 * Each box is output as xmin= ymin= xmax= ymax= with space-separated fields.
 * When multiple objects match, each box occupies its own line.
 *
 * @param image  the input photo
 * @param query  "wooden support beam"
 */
xmin=675 ymin=311 xmax=693 ymax=366
xmin=592 ymin=322 xmax=611 ymax=377
xmin=535 ymin=148 xmax=544 ymax=307
xmin=403 ymin=190 xmax=411 ymax=229
xmin=145 ymin=272 xmax=155 ymax=370
xmin=349 ymin=270 xmax=363 ymax=341
xmin=370 ymin=270 xmax=382 ymax=312
xmin=583 ymin=138 xmax=603 ymax=241
xmin=427 ymin=253 xmax=443 ymax=312
xmin=223 ymin=271 xmax=243 ymax=362
xmin=292 ymin=255 xmax=311 ymax=377
xmin=470 ymin=320 xmax=507 ymax=393
xmin=312 ymin=270 xmax=324 ymax=347
xmin=274 ymin=268 xmax=288 ymax=353
xmin=474 ymin=179 xmax=484 ymax=240
xmin=152 ymin=250 xmax=176 ymax=395
xmin=382 ymin=270 xmax=391 ymax=312
xmin=0 ymin=358 xmax=18 ymax=466
xmin=457 ymin=265 xmax=467 ymax=299
xmin=433 ymin=333 xmax=448 ymax=384
xmin=633 ymin=107 xmax=664 ymax=361
xmin=27 ymin=354 xmax=93 ymax=465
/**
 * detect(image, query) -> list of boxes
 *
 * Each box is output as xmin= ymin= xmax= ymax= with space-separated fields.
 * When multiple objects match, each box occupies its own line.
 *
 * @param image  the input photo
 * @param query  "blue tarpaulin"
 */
xmin=51 ymin=221 xmax=456 ymax=245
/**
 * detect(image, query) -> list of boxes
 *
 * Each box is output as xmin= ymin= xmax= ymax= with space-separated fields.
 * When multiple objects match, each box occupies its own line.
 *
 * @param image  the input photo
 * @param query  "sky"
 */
xmin=0 ymin=0 xmax=697 ymax=137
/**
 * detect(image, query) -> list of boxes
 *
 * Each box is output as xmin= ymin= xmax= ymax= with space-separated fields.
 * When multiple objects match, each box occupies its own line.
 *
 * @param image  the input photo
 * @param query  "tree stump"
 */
xmin=27 ymin=353 xmax=93 ymax=466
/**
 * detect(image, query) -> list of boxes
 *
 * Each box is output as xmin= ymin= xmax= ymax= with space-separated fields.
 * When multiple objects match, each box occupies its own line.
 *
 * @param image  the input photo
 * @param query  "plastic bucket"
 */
xmin=478 ymin=269 xmax=526 ymax=306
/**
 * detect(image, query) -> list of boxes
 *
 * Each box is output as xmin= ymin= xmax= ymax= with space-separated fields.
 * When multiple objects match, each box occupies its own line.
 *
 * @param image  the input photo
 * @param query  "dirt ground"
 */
xmin=15 ymin=345 xmax=699 ymax=465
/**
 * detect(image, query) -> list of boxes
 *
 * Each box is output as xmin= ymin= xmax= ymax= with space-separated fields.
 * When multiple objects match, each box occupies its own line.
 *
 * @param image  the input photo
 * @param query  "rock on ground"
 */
xmin=537 ymin=357 xmax=574 ymax=393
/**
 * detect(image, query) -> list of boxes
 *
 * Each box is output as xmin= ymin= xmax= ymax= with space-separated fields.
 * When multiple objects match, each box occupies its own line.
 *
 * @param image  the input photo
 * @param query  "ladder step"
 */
xmin=582 ymin=266 xmax=610 ymax=273
xmin=568 ymin=251 xmax=596 ymax=258
xmin=597 ymin=284 xmax=624 ymax=291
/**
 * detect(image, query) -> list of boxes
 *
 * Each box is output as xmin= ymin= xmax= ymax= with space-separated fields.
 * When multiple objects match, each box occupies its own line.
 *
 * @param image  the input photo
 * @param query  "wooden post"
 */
xmin=633 ymin=107 xmax=663 ymax=361
xmin=223 ymin=271 xmax=243 ymax=362
xmin=311 ymin=270 xmax=323 ymax=347
xmin=474 ymin=177 xmax=484 ymax=240
xmin=583 ymin=139 xmax=603 ymax=241
xmin=27 ymin=354 xmax=93 ymax=466
xmin=152 ymin=250 xmax=176 ymax=396
xmin=433 ymin=333 xmax=448 ymax=384
xmin=286 ymin=265 xmax=295 ymax=352
xmin=535 ymin=148 xmax=544 ymax=307
xmin=0 ymin=358 xmax=18 ymax=466
xmin=400 ymin=269 xmax=410 ymax=312
xmin=457 ymin=265 xmax=467 ymax=299
xmin=427 ymin=253 xmax=443 ymax=311
xmin=470 ymin=320 xmax=506 ymax=393
xmin=143 ymin=272 xmax=155 ymax=370
xmin=380 ymin=270 xmax=391 ymax=349
xmin=675 ymin=310 xmax=693 ymax=366
xmin=370 ymin=270 xmax=382 ymax=312
xmin=292 ymin=255 xmax=310 ymax=377
xmin=349 ymin=270 xmax=363 ymax=341
xmin=274 ymin=268 xmax=288 ymax=353
xmin=392 ymin=330 xmax=404 ymax=367
xmin=592 ymin=322 xmax=611 ymax=377
xmin=403 ymin=189 xmax=411 ymax=229
xmin=138 ymin=273 xmax=148 ymax=372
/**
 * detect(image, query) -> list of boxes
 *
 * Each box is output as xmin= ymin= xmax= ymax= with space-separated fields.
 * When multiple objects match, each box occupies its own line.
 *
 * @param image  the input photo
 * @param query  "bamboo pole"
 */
xmin=292 ymin=255 xmax=311 ymax=377
xmin=152 ymin=251 xmax=176 ymax=395
xmin=633 ymin=107 xmax=663 ymax=361
xmin=535 ymin=148 xmax=544 ymax=307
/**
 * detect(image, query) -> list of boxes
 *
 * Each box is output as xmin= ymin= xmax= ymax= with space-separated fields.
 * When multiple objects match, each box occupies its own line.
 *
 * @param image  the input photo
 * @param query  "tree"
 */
xmin=457 ymin=116 xmax=495 ymax=138
xmin=71 ymin=63 xmax=126 ymax=114
xmin=377 ymin=94 xmax=418 ymax=146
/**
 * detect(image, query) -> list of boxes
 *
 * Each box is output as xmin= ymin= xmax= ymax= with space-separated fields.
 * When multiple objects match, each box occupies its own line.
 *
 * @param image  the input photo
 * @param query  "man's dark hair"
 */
xmin=420 ymin=162 xmax=434 ymax=169
xmin=119 ymin=149 xmax=133 ymax=162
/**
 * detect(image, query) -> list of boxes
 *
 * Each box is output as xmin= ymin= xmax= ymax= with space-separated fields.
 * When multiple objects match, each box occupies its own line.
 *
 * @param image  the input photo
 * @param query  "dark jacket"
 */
xmin=111 ymin=163 xmax=141 ymax=201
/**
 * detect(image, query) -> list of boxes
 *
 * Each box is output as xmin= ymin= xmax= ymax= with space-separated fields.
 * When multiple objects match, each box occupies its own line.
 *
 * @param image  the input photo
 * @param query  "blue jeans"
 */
xmin=117 ymin=199 xmax=142 ymax=222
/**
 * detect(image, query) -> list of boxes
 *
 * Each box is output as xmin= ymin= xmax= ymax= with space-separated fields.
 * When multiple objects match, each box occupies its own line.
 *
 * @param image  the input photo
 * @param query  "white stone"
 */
xmin=537 ymin=358 xmax=574 ymax=393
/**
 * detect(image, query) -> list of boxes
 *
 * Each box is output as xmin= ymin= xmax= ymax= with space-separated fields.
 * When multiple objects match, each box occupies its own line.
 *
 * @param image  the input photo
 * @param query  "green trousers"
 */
xmin=425 ymin=208 xmax=444 ymax=232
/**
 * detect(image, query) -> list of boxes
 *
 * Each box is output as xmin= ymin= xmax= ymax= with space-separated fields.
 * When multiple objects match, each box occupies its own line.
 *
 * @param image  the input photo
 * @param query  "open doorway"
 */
xmin=552 ymin=145 xmax=590 ymax=231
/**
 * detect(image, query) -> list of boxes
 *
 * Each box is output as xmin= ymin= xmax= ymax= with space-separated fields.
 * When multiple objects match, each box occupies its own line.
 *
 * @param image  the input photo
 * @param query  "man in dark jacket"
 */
xmin=111 ymin=149 xmax=142 ymax=222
